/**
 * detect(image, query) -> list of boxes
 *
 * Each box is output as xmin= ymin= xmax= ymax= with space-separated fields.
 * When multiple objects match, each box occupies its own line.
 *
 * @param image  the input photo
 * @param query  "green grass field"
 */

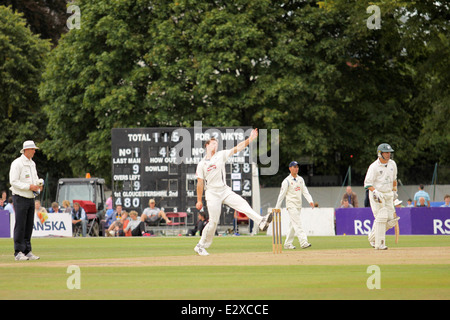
xmin=0 ymin=235 xmax=448 ymax=300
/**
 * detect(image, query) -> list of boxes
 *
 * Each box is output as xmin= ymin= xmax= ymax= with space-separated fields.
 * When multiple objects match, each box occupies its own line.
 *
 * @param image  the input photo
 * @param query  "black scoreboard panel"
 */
xmin=111 ymin=127 xmax=253 ymax=225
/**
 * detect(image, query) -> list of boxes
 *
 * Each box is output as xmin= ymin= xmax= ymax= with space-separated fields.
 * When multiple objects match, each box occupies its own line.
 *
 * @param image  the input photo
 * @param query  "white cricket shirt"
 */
xmin=275 ymin=174 xmax=313 ymax=209
xmin=364 ymin=158 xmax=397 ymax=193
xmin=196 ymin=149 xmax=232 ymax=190
xmin=9 ymin=154 xmax=39 ymax=199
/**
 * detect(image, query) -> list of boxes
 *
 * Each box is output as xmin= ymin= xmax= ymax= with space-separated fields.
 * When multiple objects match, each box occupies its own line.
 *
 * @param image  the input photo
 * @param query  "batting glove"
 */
xmin=372 ymin=189 xmax=384 ymax=203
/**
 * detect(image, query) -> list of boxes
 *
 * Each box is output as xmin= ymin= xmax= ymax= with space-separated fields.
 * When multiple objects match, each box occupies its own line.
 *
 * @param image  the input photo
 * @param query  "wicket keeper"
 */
xmin=275 ymin=161 xmax=314 ymax=249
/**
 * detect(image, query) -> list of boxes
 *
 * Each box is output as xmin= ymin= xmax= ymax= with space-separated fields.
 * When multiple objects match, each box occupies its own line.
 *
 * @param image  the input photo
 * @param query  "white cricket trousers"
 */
xmin=199 ymin=187 xmax=262 ymax=248
xmin=285 ymin=207 xmax=309 ymax=247
xmin=368 ymin=191 xmax=395 ymax=246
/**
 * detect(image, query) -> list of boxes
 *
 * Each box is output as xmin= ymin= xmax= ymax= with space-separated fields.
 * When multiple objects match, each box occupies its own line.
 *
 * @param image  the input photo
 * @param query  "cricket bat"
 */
xmin=394 ymin=212 xmax=399 ymax=244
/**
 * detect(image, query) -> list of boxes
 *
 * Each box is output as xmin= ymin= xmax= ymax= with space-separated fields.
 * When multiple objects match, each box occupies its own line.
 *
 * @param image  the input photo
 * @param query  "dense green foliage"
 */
xmin=0 ymin=0 xmax=449 ymax=190
xmin=0 ymin=5 xmax=51 ymax=188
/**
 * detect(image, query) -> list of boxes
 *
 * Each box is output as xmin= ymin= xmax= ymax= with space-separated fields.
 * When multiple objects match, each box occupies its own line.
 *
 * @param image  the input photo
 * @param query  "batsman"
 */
xmin=364 ymin=143 xmax=400 ymax=250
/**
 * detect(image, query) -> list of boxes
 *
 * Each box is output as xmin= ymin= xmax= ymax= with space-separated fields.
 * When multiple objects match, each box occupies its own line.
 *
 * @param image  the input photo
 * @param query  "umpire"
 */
xmin=9 ymin=141 xmax=43 ymax=261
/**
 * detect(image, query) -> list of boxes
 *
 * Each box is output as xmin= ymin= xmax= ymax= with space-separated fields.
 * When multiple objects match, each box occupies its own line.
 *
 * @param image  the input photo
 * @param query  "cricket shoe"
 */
xmin=194 ymin=244 xmax=209 ymax=256
xmin=15 ymin=252 xmax=29 ymax=261
xmin=284 ymin=244 xmax=296 ymax=250
xmin=26 ymin=252 xmax=40 ymax=260
xmin=258 ymin=212 xmax=273 ymax=231
xmin=301 ymin=243 xmax=312 ymax=249
xmin=374 ymin=245 xmax=388 ymax=250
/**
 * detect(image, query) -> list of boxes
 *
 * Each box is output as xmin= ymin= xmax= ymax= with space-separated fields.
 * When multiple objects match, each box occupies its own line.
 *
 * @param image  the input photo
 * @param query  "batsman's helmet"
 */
xmin=377 ymin=143 xmax=394 ymax=160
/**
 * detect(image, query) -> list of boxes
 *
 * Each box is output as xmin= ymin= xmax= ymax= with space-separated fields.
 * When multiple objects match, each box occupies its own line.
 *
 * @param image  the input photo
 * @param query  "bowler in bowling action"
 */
xmin=194 ymin=128 xmax=273 ymax=256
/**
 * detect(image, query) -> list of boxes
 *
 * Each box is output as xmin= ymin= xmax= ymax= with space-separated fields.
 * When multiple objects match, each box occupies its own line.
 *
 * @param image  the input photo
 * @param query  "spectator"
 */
xmin=62 ymin=200 xmax=72 ymax=213
xmin=48 ymin=202 xmax=62 ymax=213
xmin=394 ymin=199 xmax=403 ymax=208
xmin=72 ymin=202 xmax=87 ymax=237
xmin=106 ymin=211 xmax=129 ymax=237
xmin=0 ymin=198 xmax=3 ymax=210
xmin=1 ymin=190 xmax=8 ymax=206
xmin=4 ymin=196 xmax=14 ymax=214
xmin=417 ymin=197 xmax=427 ymax=207
xmin=34 ymin=200 xmax=42 ymax=214
xmin=364 ymin=189 xmax=370 ymax=207
xmin=140 ymin=199 xmax=171 ymax=225
xmin=414 ymin=184 xmax=430 ymax=207
xmin=232 ymin=210 xmax=244 ymax=236
xmin=342 ymin=186 xmax=359 ymax=208
xmin=36 ymin=207 xmax=48 ymax=224
xmin=187 ymin=212 xmax=208 ymax=236
xmin=121 ymin=210 xmax=146 ymax=236
xmin=406 ymin=199 xmax=414 ymax=207
xmin=105 ymin=195 xmax=113 ymax=210
xmin=339 ymin=198 xmax=354 ymax=208
xmin=441 ymin=195 xmax=450 ymax=207
xmin=101 ymin=204 xmax=123 ymax=236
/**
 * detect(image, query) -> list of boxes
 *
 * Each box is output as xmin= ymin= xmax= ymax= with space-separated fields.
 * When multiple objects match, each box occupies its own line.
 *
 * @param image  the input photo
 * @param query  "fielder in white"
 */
xmin=194 ymin=128 xmax=273 ymax=256
xmin=364 ymin=143 xmax=399 ymax=250
xmin=275 ymin=161 xmax=314 ymax=249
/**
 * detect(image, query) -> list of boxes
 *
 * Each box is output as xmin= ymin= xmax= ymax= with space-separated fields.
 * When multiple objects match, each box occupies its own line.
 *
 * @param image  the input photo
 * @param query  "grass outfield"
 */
xmin=0 ymin=235 xmax=448 ymax=300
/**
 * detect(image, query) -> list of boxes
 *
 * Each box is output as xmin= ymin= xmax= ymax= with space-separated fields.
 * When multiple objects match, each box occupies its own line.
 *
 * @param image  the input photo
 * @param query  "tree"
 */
xmin=0 ymin=0 xmax=69 ymax=45
xmin=39 ymin=0 xmax=450 ymax=186
xmin=0 ymin=5 xmax=51 ymax=191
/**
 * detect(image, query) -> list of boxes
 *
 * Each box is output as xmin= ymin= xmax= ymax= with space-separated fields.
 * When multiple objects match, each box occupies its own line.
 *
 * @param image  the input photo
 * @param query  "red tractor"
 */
xmin=56 ymin=177 xmax=106 ymax=236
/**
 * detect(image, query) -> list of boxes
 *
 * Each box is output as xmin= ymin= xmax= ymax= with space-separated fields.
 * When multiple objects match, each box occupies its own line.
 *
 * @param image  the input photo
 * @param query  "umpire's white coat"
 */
xmin=275 ymin=174 xmax=313 ymax=247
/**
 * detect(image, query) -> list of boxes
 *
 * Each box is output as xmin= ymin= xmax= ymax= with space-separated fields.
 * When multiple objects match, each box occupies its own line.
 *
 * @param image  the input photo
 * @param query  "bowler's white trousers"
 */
xmin=198 ymin=186 xmax=262 ymax=248
xmin=285 ymin=207 xmax=309 ymax=247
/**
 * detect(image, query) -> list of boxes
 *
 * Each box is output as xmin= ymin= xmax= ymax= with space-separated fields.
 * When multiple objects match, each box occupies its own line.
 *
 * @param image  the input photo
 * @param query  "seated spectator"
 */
xmin=417 ymin=197 xmax=427 ymax=208
xmin=36 ymin=207 xmax=48 ymax=224
xmin=394 ymin=199 xmax=403 ymax=208
xmin=1 ymin=190 xmax=7 ymax=206
xmin=406 ymin=198 xmax=414 ymax=207
xmin=72 ymin=202 xmax=87 ymax=237
xmin=4 ymin=196 xmax=14 ymax=214
xmin=34 ymin=200 xmax=42 ymax=214
xmin=121 ymin=210 xmax=146 ymax=236
xmin=101 ymin=204 xmax=123 ymax=236
xmin=62 ymin=200 xmax=72 ymax=213
xmin=414 ymin=184 xmax=430 ymax=207
xmin=342 ymin=186 xmax=358 ymax=208
xmin=48 ymin=202 xmax=62 ymax=213
xmin=107 ymin=211 xmax=130 ymax=237
xmin=187 ymin=212 xmax=208 ymax=236
xmin=140 ymin=199 xmax=171 ymax=226
xmin=441 ymin=195 xmax=450 ymax=207
xmin=340 ymin=198 xmax=354 ymax=208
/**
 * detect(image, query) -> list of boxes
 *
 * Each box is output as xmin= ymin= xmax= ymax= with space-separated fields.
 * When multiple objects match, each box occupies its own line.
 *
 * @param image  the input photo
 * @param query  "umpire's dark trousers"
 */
xmin=13 ymin=195 xmax=35 ymax=256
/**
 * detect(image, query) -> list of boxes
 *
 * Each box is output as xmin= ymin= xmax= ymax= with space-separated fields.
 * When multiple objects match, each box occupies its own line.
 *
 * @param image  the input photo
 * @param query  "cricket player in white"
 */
xmin=275 ymin=161 xmax=314 ymax=249
xmin=364 ymin=143 xmax=399 ymax=250
xmin=194 ymin=128 xmax=273 ymax=256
